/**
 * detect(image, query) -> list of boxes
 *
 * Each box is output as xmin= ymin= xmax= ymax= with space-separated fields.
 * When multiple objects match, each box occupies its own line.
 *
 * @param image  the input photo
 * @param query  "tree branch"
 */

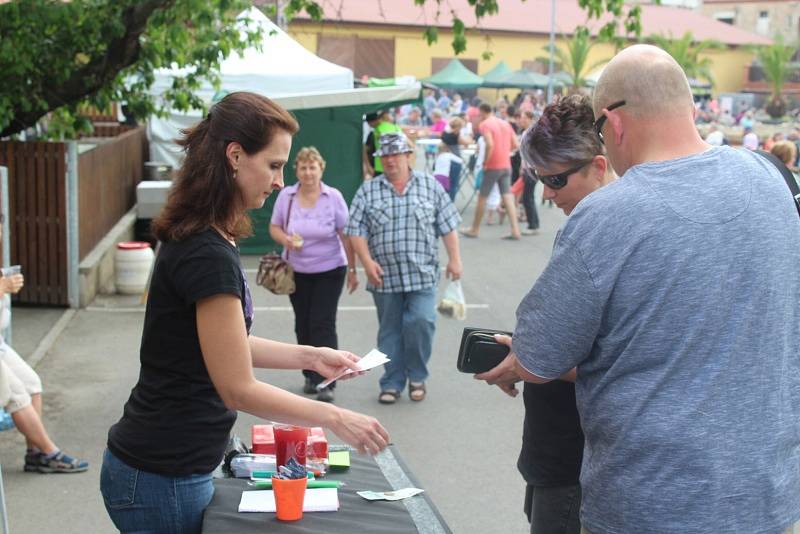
xmin=1 ymin=0 xmax=174 ymax=138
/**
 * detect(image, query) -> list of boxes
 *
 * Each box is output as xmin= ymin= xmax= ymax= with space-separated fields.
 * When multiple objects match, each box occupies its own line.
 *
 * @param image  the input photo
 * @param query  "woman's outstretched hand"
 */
xmin=330 ymin=408 xmax=389 ymax=455
xmin=312 ymin=347 xmax=365 ymax=381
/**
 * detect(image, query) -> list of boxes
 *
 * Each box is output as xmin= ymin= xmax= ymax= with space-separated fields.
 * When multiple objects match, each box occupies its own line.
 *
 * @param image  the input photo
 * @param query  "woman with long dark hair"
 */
xmin=100 ymin=92 xmax=388 ymax=533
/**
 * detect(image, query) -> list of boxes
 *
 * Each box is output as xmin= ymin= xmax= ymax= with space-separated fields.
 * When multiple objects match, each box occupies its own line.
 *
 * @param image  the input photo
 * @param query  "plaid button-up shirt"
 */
xmin=345 ymin=171 xmax=460 ymax=293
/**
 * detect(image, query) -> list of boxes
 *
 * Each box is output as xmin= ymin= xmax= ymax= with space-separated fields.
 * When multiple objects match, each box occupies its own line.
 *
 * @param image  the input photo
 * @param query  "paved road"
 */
xmin=1 ymin=190 xmax=566 ymax=533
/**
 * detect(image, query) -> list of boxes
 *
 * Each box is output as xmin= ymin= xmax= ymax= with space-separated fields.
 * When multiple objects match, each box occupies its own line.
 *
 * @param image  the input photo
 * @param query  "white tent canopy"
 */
xmin=148 ymin=7 xmax=353 ymax=103
xmin=149 ymin=84 xmax=422 ymax=169
xmin=145 ymin=8 xmax=423 ymax=170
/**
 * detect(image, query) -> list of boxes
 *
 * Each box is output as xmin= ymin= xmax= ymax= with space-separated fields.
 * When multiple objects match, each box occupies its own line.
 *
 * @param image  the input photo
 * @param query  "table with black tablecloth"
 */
xmin=202 ymin=445 xmax=452 ymax=534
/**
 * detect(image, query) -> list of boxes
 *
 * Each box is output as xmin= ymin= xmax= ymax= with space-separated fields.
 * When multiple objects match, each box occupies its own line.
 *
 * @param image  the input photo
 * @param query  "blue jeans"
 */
xmin=100 ymin=449 xmax=214 ymax=534
xmin=372 ymin=287 xmax=437 ymax=392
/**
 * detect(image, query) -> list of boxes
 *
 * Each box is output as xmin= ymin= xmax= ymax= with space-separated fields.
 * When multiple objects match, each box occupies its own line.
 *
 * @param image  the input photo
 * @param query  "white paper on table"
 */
xmin=238 ymin=488 xmax=339 ymax=513
xmin=316 ymin=349 xmax=390 ymax=389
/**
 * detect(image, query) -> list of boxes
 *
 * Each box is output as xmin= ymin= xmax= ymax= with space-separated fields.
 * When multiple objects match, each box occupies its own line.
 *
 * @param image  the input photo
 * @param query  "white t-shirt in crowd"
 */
xmin=433 ymin=152 xmax=462 ymax=177
xmin=705 ymin=130 xmax=724 ymax=146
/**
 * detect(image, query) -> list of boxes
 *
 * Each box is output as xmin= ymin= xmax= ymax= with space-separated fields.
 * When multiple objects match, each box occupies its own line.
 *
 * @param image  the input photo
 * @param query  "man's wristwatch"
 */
xmin=348 ymin=267 xmax=356 ymax=273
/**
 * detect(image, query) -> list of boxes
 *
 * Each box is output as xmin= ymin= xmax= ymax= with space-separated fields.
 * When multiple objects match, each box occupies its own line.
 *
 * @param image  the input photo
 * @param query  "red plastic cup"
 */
xmin=274 ymin=424 xmax=309 ymax=468
xmin=272 ymin=476 xmax=307 ymax=521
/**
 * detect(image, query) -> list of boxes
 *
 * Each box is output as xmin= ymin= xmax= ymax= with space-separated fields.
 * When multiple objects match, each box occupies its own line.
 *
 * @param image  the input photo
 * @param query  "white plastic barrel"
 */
xmin=115 ymin=242 xmax=154 ymax=295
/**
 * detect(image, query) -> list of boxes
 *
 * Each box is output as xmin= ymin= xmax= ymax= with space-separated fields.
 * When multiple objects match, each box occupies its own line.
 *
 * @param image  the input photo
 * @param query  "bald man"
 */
xmin=507 ymin=45 xmax=800 ymax=533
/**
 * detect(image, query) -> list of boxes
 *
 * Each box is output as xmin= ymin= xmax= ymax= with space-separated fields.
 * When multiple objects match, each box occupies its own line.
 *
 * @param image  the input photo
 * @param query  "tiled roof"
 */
xmin=292 ymin=0 xmax=771 ymax=46
xmin=703 ymin=0 xmax=791 ymax=4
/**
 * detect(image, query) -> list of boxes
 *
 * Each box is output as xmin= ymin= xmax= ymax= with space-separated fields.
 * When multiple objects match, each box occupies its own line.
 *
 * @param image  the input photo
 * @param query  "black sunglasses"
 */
xmin=593 ymin=100 xmax=626 ymax=143
xmin=535 ymin=160 xmax=594 ymax=190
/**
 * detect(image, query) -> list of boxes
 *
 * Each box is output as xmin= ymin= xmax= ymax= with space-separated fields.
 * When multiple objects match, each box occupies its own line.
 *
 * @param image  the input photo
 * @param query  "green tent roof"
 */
xmin=500 ymin=69 xmax=551 ymax=89
xmin=553 ymin=71 xmax=574 ymax=85
xmin=422 ymin=59 xmax=483 ymax=89
xmin=481 ymin=61 xmax=514 ymax=88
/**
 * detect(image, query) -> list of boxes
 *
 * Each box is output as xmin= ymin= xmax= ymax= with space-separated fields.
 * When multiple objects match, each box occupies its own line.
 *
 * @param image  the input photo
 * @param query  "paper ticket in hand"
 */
xmin=317 ymin=349 xmax=390 ymax=389
xmin=357 ymin=488 xmax=425 ymax=501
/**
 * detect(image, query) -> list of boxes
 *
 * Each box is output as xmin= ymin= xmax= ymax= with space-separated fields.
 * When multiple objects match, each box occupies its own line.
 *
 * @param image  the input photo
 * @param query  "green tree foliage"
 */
xmin=418 ymin=0 xmax=645 ymax=57
xmin=752 ymin=35 xmax=797 ymax=118
xmin=578 ymin=0 xmax=645 ymax=47
xmin=0 ymin=0 xmax=272 ymax=138
xmin=1 ymin=0 xmax=644 ymax=139
xmin=648 ymin=32 xmax=723 ymax=86
xmin=545 ymin=27 xmax=610 ymax=93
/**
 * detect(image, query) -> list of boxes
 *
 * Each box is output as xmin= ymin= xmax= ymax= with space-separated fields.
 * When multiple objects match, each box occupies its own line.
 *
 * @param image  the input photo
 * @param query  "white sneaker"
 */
xmin=521 ymin=228 xmax=540 ymax=236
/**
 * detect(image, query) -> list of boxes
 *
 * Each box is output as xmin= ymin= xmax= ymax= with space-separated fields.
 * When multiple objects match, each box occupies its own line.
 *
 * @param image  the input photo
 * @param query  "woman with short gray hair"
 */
xmin=480 ymin=93 xmax=614 ymax=534
xmin=521 ymin=94 xmax=614 ymax=215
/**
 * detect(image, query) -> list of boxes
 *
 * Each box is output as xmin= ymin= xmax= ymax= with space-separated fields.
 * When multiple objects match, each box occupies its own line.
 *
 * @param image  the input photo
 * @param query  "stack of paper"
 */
xmin=238 ymin=489 xmax=339 ymax=513
xmin=317 ymin=349 xmax=390 ymax=389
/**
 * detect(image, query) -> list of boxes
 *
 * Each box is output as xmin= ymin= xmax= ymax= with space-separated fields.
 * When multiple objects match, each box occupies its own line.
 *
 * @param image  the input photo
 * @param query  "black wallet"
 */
xmin=456 ymin=327 xmax=513 ymax=374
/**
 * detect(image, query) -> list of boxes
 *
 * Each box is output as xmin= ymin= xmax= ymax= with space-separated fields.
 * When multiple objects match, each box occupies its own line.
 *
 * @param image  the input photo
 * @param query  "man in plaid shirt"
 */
xmin=346 ymin=132 xmax=463 ymax=404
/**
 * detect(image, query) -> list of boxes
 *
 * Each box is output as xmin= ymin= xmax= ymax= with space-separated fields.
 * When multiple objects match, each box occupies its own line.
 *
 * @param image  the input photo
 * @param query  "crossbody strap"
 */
xmin=284 ymin=195 xmax=294 ymax=260
xmin=756 ymin=150 xmax=800 ymax=218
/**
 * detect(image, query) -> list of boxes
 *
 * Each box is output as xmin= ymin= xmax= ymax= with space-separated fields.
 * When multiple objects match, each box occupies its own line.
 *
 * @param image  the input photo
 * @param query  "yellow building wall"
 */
xmin=292 ymin=30 xmax=318 ymax=54
xmin=699 ymin=48 xmax=755 ymax=94
xmin=289 ymin=22 xmax=755 ymax=96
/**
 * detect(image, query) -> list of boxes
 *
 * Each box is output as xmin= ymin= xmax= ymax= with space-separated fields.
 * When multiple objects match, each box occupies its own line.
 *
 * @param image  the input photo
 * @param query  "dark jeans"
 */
xmin=525 ymin=484 xmax=581 ymax=534
xmin=289 ymin=266 xmax=346 ymax=388
xmin=522 ymin=176 xmax=540 ymax=230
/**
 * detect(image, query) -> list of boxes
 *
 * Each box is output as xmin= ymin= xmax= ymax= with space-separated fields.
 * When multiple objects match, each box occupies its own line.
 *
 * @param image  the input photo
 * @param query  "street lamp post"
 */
xmin=547 ymin=0 xmax=556 ymax=103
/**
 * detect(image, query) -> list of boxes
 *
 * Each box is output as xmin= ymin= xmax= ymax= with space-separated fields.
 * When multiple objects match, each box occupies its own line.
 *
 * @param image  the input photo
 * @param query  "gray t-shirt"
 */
xmin=514 ymin=146 xmax=800 ymax=533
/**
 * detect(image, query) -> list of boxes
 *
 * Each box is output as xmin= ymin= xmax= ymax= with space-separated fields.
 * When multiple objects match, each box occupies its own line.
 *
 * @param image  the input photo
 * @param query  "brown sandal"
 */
xmin=378 ymin=390 xmax=400 ymax=404
xmin=409 ymin=382 xmax=426 ymax=402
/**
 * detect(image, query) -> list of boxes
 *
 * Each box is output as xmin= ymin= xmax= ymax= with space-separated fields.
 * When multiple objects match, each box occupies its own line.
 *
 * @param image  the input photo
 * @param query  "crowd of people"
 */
xmin=367 ymin=88 xmax=553 ymax=241
xmin=1 ymin=43 xmax=798 ymax=534
xmin=697 ymin=98 xmax=800 ymax=181
xmin=705 ymin=121 xmax=800 ymax=179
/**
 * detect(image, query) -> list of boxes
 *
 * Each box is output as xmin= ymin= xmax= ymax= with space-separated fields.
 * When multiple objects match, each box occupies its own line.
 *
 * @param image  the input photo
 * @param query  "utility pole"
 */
xmin=275 ymin=0 xmax=287 ymax=30
xmin=547 ymin=0 xmax=556 ymax=103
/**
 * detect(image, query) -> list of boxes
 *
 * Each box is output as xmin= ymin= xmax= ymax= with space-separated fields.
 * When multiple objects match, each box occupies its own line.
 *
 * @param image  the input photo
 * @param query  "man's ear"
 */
xmin=605 ymin=109 xmax=624 ymax=146
xmin=225 ymin=142 xmax=242 ymax=169
xmin=591 ymin=155 xmax=608 ymax=179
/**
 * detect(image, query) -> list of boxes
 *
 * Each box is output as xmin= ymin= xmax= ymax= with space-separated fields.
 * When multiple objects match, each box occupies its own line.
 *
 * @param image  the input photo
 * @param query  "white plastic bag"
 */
xmin=437 ymin=280 xmax=467 ymax=320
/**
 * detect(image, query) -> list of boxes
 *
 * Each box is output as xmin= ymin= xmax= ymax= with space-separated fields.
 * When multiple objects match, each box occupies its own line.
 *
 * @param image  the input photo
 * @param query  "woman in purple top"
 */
xmin=270 ymin=147 xmax=357 ymax=402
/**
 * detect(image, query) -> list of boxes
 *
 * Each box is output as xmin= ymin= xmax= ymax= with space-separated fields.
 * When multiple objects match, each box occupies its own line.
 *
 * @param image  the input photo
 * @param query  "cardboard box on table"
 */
xmin=252 ymin=425 xmax=328 ymax=460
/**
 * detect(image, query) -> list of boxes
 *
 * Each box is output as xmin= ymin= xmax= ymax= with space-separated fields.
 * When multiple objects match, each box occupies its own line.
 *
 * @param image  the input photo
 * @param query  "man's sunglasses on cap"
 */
xmin=593 ymin=100 xmax=626 ymax=143
xmin=535 ymin=160 xmax=594 ymax=190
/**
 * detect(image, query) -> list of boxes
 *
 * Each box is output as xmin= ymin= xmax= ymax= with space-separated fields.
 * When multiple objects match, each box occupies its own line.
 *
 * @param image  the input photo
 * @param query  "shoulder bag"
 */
xmin=256 ymin=196 xmax=296 ymax=295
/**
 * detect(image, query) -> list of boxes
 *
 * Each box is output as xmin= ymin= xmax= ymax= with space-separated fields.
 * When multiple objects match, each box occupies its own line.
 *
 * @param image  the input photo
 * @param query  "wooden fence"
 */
xmin=0 ymin=142 xmax=68 ymax=305
xmin=78 ymin=103 xmax=119 ymax=123
xmin=82 ymin=123 xmax=133 ymax=139
xmin=0 ymin=125 xmax=147 ymax=306
xmin=78 ymin=127 xmax=147 ymax=259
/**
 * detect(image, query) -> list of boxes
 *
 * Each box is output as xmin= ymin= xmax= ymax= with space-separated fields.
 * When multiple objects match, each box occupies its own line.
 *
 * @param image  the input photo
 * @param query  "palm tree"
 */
xmin=753 ymin=35 xmax=797 ymax=119
xmin=545 ymin=27 xmax=609 ymax=93
xmin=648 ymin=32 xmax=724 ymax=87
